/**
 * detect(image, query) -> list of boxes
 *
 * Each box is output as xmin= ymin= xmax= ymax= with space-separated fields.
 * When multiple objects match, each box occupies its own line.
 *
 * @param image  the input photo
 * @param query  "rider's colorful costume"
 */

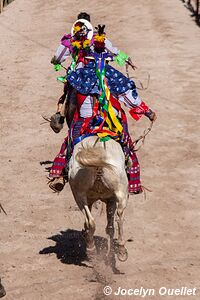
xmin=50 ymin=19 xmax=153 ymax=194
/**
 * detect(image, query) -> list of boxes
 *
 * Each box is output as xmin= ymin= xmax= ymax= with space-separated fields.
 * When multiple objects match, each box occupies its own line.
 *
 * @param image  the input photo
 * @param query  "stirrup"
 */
xmin=48 ymin=177 xmax=66 ymax=193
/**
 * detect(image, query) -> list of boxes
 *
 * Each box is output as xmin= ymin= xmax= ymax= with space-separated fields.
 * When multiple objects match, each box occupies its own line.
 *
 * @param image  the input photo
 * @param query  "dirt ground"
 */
xmin=0 ymin=0 xmax=200 ymax=299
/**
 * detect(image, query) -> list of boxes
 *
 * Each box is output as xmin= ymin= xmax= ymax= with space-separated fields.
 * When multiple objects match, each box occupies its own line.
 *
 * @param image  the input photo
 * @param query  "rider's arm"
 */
xmin=105 ymin=38 xmax=136 ymax=69
xmin=118 ymin=90 xmax=142 ymax=108
xmin=105 ymin=38 xmax=128 ymax=67
xmin=104 ymin=38 xmax=120 ymax=55
xmin=118 ymin=91 xmax=156 ymax=121
xmin=51 ymin=44 xmax=70 ymax=65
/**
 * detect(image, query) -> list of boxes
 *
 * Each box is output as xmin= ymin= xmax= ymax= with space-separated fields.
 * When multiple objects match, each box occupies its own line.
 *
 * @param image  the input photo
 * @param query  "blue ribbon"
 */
xmin=73 ymin=133 xmax=97 ymax=147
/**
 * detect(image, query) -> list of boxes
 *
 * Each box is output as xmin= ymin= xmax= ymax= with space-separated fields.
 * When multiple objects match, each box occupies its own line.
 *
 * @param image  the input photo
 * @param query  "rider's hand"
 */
xmin=145 ymin=109 xmax=157 ymax=122
xmin=127 ymin=57 xmax=137 ymax=70
xmin=51 ymin=56 xmax=59 ymax=65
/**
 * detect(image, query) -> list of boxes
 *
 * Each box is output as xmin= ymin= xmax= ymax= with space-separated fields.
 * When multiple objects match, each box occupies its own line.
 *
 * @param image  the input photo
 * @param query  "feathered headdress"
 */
xmin=94 ymin=24 xmax=106 ymax=53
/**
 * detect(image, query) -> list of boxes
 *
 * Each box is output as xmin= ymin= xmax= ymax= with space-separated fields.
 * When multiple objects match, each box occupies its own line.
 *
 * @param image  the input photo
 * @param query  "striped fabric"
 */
xmin=128 ymin=153 xmax=142 ymax=194
xmin=49 ymin=138 xmax=67 ymax=178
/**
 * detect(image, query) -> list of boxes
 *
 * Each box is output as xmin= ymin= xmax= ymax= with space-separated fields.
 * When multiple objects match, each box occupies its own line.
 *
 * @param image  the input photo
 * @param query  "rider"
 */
xmin=50 ymin=12 xmax=140 ymax=127
xmin=49 ymin=13 xmax=156 ymax=194
xmin=50 ymin=12 xmax=92 ymax=129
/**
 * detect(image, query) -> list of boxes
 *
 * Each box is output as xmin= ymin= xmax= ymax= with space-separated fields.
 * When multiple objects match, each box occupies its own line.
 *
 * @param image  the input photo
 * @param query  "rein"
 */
xmin=125 ymin=63 xmax=150 ymax=91
xmin=132 ymin=121 xmax=154 ymax=152
xmin=125 ymin=62 xmax=153 ymax=151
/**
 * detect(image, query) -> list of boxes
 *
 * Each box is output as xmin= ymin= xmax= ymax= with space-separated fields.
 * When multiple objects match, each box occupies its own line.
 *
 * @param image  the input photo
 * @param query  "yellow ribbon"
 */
xmin=104 ymin=79 xmax=123 ymax=134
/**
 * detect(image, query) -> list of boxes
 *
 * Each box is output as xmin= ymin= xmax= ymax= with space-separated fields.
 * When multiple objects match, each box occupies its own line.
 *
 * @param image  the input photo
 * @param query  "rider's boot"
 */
xmin=49 ymin=176 xmax=66 ymax=193
xmin=48 ymin=165 xmax=69 ymax=193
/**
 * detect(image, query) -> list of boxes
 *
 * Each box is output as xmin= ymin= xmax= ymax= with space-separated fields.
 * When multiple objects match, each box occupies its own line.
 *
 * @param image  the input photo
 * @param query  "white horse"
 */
xmin=68 ymin=135 xmax=129 ymax=262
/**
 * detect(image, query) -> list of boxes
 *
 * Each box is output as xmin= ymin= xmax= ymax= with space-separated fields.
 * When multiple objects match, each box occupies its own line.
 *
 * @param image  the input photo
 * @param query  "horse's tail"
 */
xmin=76 ymin=146 xmax=111 ymax=169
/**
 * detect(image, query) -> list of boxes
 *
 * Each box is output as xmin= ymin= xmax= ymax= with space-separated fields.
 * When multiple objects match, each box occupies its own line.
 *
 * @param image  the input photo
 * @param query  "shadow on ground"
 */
xmin=39 ymin=229 xmax=108 ymax=267
xmin=39 ymin=229 xmax=124 ymax=275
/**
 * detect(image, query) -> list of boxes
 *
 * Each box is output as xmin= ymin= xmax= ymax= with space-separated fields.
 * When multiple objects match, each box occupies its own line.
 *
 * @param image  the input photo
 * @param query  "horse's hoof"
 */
xmin=87 ymin=249 xmax=96 ymax=262
xmin=87 ymin=245 xmax=96 ymax=252
xmin=86 ymin=245 xmax=96 ymax=259
xmin=117 ymin=246 xmax=128 ymax=262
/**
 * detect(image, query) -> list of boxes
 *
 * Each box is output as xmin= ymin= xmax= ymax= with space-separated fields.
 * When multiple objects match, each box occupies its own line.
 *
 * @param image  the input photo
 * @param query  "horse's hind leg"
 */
xmin=82 ymin=204 xmax=96 ymax=253
xmin=70 ymin=188 xmax=96 ymax=253
xmin=105 ymin=198 xmax=119 ymax=271
xmin=115 ymin=190 xmax=128 ymax=262
xmin=105 ymin=198 xmax=116 ymax=253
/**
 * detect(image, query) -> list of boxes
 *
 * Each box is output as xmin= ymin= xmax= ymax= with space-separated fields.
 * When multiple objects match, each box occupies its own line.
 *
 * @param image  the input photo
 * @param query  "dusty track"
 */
xmin=0 ymin=0 xmax=200 ymax=299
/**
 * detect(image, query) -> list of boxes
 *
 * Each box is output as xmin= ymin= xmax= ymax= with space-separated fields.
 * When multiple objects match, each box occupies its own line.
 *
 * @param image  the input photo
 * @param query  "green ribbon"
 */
xmin=54 ymin=64 xmax=61 ymax=71
xmin=114 ymin=51 xmax=129 ymax=66
xmin=95 ymin=63 xmax=111 ymax=141
xmin=100 ymin=136 xmax=111 ymax=142
xmin=95 ymin=58 xmax=123 ymax=141
xmin=95 ymin=66 xmax=108 ymax=112
xmin=57 ymin=76 xmax=67 ymax=83
xmin=68 ymin=55 xmax=78 ymax=74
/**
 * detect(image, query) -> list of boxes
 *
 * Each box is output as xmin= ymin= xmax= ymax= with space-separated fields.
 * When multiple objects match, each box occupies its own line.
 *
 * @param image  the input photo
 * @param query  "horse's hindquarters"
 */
xmin=69 ymin=136 xmax=128 ymax=261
